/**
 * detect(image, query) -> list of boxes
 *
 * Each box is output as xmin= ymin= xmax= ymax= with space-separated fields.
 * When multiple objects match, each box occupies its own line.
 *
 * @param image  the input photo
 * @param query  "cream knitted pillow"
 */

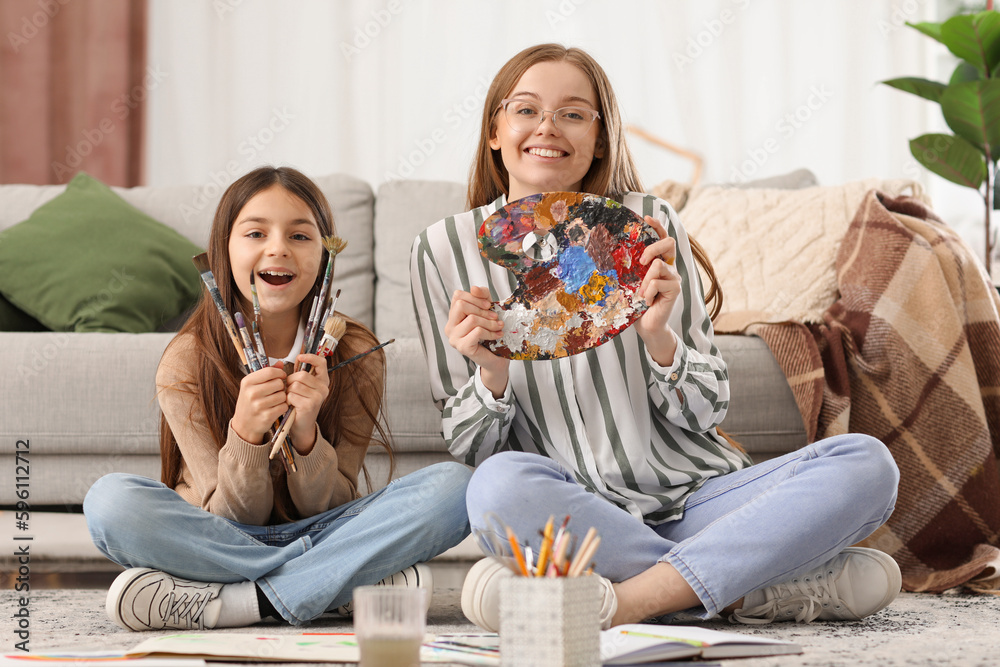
xmin=662 ymin=179 xmax=928 ymax=330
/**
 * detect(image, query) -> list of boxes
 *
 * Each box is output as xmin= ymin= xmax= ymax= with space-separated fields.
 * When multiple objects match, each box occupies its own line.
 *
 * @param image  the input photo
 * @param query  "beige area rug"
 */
xmin=7 ymin=584 xmax=1000 ymax=666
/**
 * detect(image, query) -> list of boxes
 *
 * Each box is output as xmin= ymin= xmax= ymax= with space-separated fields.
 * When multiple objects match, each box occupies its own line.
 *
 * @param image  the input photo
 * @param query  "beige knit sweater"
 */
xmin=155 ymin=333 xmax=375 ymax=526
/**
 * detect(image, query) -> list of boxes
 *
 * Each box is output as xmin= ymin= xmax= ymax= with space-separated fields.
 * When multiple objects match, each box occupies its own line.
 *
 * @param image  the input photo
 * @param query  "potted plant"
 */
xmin=882 ymin=3 xmax=999 ymax=275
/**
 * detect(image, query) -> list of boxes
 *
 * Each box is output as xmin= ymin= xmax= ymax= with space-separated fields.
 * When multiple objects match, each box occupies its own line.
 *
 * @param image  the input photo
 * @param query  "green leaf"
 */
xmin=940 ymin=79 xmax=1000 ymax=157
xmin=907 ymin=20 xmax=945 ymax=44
xmin=909 ymin=133 xmax=986 ymax=189
xmin=882 ymin=77 xmax=947 ymax=103
xmin=950 ymin=62 xmax=983 ymax=85
xmin=939 ymin=12 xmax=1000 ymax=75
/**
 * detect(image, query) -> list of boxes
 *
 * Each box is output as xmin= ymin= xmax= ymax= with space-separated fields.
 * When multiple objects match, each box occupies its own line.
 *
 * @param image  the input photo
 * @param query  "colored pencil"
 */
xmin=551 ymin=529 xmax=572 ymax=576
xmin=568 ymin=528 xmax=599 ymax=577
xmin=506 ymin=526 xmax=530 ymax=576
xmin=535 ymin=515 xmax=555 ymax=577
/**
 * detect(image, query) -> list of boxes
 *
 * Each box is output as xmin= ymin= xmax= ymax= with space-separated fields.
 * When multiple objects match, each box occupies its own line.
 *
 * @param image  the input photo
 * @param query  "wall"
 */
xmin=145 ymin=0 xmax=988 ymax=254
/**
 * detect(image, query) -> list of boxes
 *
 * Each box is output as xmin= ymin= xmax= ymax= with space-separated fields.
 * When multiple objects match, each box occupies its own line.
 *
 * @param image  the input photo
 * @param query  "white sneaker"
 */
xmin=461 ymin=558 xmax=618 ymax=632
xmin=336 ymin=563 xmax=433 ymax=616
xmin=730 ymin=547 xmax=902 ymax=624
xmin=107 ymin=568 xmax=224 ymax=631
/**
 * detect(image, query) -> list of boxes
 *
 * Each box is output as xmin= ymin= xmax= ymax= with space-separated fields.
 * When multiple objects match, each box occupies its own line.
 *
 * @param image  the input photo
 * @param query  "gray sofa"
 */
xmin=0 ymin=174 xmax=806 ymax=556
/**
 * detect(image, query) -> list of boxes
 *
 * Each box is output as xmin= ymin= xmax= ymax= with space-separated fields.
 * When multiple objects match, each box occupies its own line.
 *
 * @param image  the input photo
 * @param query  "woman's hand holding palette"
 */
xmin=478 ymin=192 xmax=659 ymax=360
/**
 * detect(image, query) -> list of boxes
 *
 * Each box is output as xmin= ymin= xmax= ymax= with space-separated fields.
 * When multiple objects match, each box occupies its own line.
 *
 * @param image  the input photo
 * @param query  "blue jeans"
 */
xmin=466 ymin=434 xmax=898 ymax=619
xmin=84 ymin=462 xmax=472 ymax=625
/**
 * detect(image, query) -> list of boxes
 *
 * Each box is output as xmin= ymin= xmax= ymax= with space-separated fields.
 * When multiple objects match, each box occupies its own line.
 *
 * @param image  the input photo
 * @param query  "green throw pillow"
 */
xmin=0 ymin=172 xmax=204 ymax=333
xmin=0 ymin=293 xmax=48 ymax=331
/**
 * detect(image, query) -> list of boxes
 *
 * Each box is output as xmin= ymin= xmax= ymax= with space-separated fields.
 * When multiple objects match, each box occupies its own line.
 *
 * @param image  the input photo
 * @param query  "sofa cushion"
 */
xmin=0 ymin=293 xmax=47 ymax=331
xmin=0 ymin=173 xmax=378 ymax=332
xmin=0 ymin=332 xmax=173 ymax=461
xmin=665 ymin=178 xmax=928 ymax=328
xmin=382 ymin=337 xmax=448 ymax=453
xmin=374 ymin=179 xmax=466 ymax=339
xmin=0 ymin=173 xmax=205 ymax=333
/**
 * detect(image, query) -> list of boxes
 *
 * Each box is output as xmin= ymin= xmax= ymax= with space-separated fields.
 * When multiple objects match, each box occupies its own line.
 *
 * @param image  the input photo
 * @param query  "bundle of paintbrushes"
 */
xmin=192 ymin=252 xmax=298 ymax=471
xmin=492 ymin=515 xmax=601 ymax=578
xmin=263 ymin=235 xmax=355 ymax=462
xmin=192 ymin=237 xmax=396 ymax=471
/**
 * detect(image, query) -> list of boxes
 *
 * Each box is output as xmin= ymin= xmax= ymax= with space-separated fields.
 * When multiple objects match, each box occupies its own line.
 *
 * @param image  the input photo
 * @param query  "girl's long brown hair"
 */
xmin=159 ymin=166 xmax=391 ymax=522
xmin=467 ymin=44 xmax=722 ymax=319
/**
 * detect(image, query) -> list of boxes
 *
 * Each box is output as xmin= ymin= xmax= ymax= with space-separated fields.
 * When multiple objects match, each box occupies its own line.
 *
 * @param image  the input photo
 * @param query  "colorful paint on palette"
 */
xmin=478 ymin=192 xmax=658 ymax=360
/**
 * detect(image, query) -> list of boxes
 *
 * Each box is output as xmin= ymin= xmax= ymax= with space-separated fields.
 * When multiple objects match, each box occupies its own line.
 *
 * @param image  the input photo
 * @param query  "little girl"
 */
xmin=411 ymin=44 xmax=901 ymax=630
xmin=85 ymin=166 xmax=471 ymax=630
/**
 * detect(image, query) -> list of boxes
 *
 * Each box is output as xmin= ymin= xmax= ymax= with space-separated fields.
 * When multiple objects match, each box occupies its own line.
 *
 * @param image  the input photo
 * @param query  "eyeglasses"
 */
xmin=499 ymin=98 xmax=601 ymax=139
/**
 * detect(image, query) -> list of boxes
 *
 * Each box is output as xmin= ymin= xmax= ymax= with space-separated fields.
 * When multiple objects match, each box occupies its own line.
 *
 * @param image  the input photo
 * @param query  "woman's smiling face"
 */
xmin=227 ymin=184 xmax=323 ymax=319
xmin=490 ymin=60 xmax=605 ymax=202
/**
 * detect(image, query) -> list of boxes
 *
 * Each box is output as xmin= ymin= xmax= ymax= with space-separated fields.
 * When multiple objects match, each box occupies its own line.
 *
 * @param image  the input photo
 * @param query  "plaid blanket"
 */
xmin=738 ymin=191 xmax=1000 ymax=592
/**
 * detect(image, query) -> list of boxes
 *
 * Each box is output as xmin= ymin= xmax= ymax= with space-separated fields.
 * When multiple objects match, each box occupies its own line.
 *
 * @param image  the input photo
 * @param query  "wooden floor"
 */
xmin=1 ymin=559 xmax=121 ymax=589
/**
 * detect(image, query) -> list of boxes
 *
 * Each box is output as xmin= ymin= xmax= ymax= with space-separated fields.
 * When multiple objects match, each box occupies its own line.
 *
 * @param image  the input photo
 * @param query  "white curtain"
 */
xmin=147 ymin=0 xmax=984 ymax=249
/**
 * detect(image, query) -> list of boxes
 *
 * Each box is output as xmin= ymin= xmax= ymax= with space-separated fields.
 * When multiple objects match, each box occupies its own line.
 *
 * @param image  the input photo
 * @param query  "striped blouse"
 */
xmin=410 ymin=192 xmax=751 ymax=524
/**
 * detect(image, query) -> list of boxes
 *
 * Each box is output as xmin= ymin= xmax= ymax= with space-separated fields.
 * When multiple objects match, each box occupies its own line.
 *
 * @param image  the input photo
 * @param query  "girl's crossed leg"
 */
xmin=85 ymin=462 xmax=472 ymax=626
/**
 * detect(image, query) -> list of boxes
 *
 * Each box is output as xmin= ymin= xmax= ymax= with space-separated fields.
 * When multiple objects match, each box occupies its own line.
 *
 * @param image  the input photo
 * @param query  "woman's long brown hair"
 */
xmin=466 ymin=44 xmax=722 ymax=319
xmin=159 ymin=166 xmax=391 ymax=522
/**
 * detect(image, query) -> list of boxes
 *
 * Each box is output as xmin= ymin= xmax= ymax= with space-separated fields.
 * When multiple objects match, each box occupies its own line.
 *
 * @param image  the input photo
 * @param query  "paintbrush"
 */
xmin=302 ymin=236 xmax=347 ymax=363
xmin=328 ymin=288 xmax=341 ymax=320
xmin=296 ymin=296 xmax=321 ymax=373
xmin=306 ymin=288 xmax=340 ymax=364
xmin=192 ymin=253 xmax=249 ymax=373
xmin=249 ymin=271 xmax=268 ymax=367
xmin=270 ymin=236 xmax=347 ymax=459
xmin=269 ymin=410 xmax=296 ymax=461
xmin=328 ymin=338 xmax=395 ymax=372
xmin=248 ymin=271 xmax=295 ymax=469
xmin=234 ymin=312 xmax=262 ymax=372
xmin=315 ymin=315 xmax=347 ymax=358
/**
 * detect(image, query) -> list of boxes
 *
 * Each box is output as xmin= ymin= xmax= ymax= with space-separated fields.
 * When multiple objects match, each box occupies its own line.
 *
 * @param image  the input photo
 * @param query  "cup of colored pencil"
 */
xmin=493 ymin=515 xmax=603 ymax=666
xmin=489 ymin=514 xmax=601 ymax=578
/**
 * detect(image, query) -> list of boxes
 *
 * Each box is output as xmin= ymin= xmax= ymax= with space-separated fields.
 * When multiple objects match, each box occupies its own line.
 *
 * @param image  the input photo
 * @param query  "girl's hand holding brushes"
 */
xmin=230 ymin=354 xmax=329 ymax=454
xmin=231 ymin=362 xmax=292 ymax=446
xmin=282 ymin=352 xmax=330 ymax=454
xmin=267 ymin=314 xmax=345 ymax=459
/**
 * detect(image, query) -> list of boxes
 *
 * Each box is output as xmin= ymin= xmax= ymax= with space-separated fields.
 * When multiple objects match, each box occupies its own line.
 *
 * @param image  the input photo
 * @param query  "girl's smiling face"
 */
xmin=490 ymin=60 xmax=605 ymax=202
xmin=228 ymin=184 xmax=323 ymax=319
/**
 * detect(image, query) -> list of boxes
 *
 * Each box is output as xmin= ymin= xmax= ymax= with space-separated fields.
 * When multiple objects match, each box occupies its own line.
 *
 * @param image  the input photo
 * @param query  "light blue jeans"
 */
xmin=466 ymin=434 xmax=898 ymax=619
xmin=84 ymin=462 xmax=472 ymax=625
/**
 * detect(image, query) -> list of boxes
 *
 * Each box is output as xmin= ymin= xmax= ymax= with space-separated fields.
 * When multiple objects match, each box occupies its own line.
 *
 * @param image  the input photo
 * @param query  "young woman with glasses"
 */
xmin=410 ymin=43 xmax=902 ymax=630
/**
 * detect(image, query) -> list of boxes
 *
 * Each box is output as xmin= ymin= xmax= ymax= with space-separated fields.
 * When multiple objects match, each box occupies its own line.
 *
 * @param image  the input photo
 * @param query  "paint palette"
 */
xmin=479 ymin=192 xmax=659 ymax=360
